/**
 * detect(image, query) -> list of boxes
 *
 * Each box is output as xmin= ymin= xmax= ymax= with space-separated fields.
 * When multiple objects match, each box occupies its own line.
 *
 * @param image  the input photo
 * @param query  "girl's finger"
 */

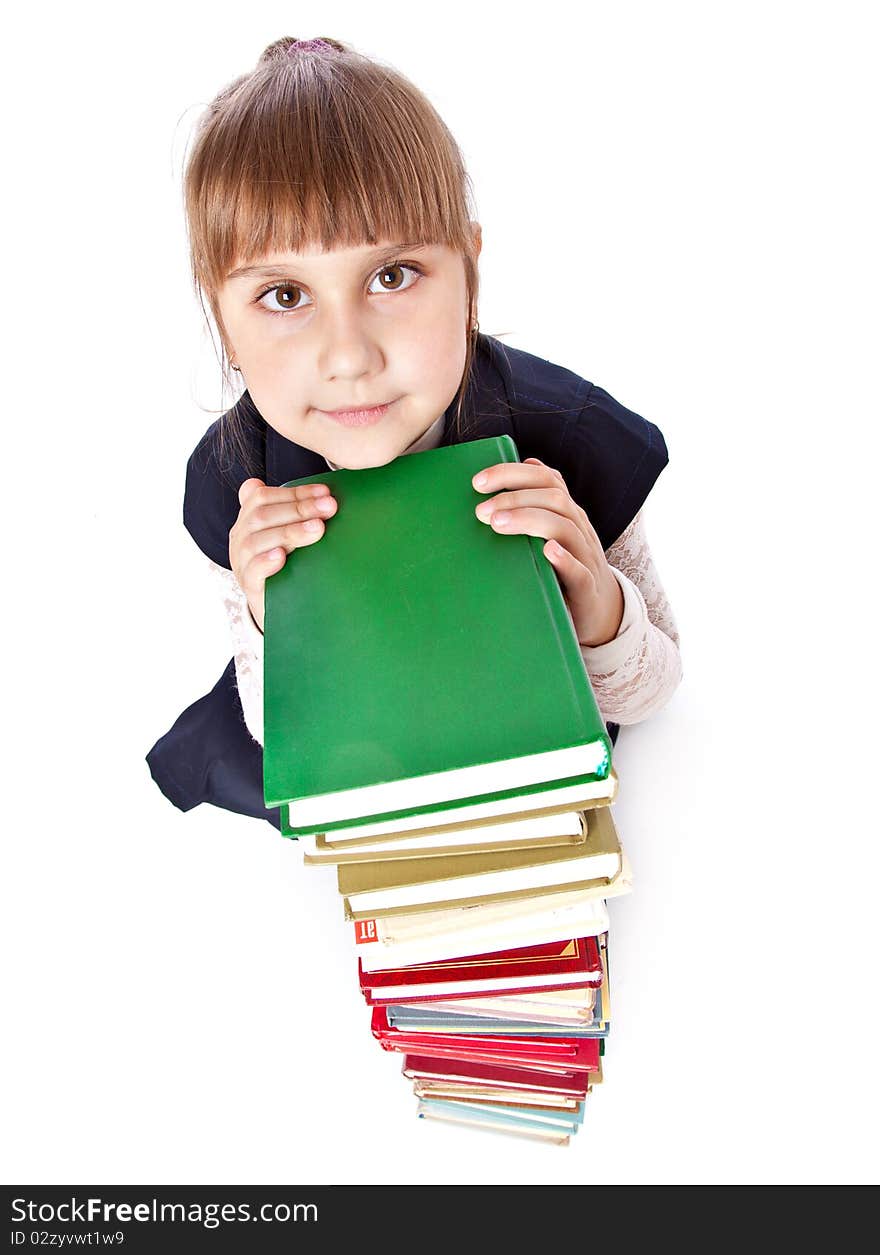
xmin=245 ymin=491 xmax=337 ymax=531
xmin=259 ymin=547 xmax=287 ymax=568
xmin=238 ymin=477 xmax=330 ymax=510
xmin=523 ymin=458 xmax=558 ymax=473
xmin=238 ymin=477 xmax=265 ymax=508
xmin=485 ymin=506 xmax=595 ymax=567
xmin=544 ymin=537 xmax=588 ymax=576
xmin=475 ymin=486 xmax=581 ymax=528
xmin=242 ymin=515 xmax=328 ymax=561
xmin=495 ymin=484 xmax=599 ymax=549
xmin=543 ymin=539 xmax=598 ymax=599
xmin=524 ymin=457 xmax=567 ymax=487
xmin=472 ymin=461 xmax=562 ymax=494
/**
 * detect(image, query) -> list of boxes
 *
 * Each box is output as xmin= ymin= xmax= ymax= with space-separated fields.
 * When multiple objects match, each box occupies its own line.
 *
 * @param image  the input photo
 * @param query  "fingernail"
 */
xmin=315 ymin=496 xmax=335 ymax=513
xmin=305 ymin=518 xmax=323 ymax=532
xmin=492 ymin=511 xmax=510 ymax=526
xmin=473 ymin=471 xmax=488 ymax=488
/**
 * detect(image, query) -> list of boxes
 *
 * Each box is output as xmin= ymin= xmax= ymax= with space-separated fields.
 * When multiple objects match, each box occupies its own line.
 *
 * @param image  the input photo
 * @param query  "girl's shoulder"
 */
xmin=474 ymin=335 xmax=670 ymax=548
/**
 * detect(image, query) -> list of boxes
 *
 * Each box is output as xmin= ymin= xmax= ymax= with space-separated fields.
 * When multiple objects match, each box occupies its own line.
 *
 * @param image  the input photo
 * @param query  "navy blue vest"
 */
xmin=147 ymin=334 xmax=669 ymax=830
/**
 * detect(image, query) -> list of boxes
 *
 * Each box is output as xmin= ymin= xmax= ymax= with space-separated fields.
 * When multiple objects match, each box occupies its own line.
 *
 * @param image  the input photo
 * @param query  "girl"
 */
xmin=147 ymin=35 xmax=683 ymax=828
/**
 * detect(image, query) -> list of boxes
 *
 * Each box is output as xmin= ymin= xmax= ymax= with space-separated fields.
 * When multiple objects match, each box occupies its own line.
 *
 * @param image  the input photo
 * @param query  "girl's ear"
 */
xmin=471 ymin=222 xmax=483 ymax=258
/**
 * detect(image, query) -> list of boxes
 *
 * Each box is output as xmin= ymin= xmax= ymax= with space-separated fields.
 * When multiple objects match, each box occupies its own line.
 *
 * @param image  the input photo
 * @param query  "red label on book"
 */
xmin=354 ymin=919 xmax=379 ymax=944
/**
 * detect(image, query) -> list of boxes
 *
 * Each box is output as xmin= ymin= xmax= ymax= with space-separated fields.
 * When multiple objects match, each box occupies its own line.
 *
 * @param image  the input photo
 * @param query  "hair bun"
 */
xmin=258 ymin=36 xmax=348 ymax=65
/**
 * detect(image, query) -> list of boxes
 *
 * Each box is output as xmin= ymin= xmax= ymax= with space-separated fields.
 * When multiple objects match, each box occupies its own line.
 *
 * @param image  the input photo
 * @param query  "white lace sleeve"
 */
xmin=206 ymin=559 xmax=265 ymax=745
xmin=580 ymin=509 xmax=683 ymax=725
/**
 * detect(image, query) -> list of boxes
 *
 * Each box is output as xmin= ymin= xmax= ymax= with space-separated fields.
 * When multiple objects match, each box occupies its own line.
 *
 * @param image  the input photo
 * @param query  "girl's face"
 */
xmin=216 ymin=235 xmax=479 ymax=469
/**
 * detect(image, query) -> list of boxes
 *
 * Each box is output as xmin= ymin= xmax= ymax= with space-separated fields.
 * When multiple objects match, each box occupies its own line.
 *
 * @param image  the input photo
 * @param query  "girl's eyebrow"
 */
xmin=226 ymin=243 xmax=429 ymax=282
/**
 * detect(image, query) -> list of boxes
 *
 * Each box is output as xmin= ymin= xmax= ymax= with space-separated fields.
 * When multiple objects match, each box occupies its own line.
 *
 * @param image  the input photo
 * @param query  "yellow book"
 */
xmin=339 ymin=803 xmax=622 ymax=916
xmin=303 ymin=809 xmax=588 ymax=867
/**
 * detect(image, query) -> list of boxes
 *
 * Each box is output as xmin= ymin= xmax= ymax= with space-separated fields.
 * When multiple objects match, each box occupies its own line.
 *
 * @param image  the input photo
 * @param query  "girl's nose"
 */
xmin=317 ymin=308 xmax=384 ymax=381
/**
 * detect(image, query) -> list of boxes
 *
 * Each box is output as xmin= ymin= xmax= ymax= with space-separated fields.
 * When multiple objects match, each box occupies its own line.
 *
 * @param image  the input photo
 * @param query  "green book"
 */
xmin=263 ymin=435 xmax=611 ymax=836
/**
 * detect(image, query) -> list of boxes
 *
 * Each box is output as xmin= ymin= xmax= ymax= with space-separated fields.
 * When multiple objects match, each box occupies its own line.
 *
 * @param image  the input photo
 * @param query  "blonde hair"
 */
xmin=183 ymin=35 xmax=481 ymax=461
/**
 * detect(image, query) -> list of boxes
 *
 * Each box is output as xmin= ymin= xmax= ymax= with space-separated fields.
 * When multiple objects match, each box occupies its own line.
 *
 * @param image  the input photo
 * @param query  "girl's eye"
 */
xmin=255 ymin=262 xmax=422 ymax=317
xmin=257 ymin=284 xmax=312 ymax=315
xmin=368 ymin=263 xmax=422 ymax=294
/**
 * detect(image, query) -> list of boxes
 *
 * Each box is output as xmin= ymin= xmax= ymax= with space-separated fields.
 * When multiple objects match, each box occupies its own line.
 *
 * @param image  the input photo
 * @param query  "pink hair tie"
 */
xmin=290 ymin=38 xmax=337 ymax=54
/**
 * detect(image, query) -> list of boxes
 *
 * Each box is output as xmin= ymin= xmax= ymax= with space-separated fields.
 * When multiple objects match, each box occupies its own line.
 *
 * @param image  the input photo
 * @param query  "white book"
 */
xmin=292 ymin=772 xmax=617 ymax=843
xmin=357 ymin=890 xmax=617 ymax=971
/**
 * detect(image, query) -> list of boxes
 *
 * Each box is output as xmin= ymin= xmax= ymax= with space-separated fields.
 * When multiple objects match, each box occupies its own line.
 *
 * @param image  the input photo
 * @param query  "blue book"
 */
xmin=417 ymin=1097 xmax=583 ymax=1141
xmin=387 ymin=1003 xmax=609 ymax=1038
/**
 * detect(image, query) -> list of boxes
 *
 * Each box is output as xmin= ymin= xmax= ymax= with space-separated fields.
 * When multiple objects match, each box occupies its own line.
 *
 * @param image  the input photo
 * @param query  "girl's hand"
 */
xmin=229 ymin=478 xmax=337 ymax=632
xmin=472 ymin=457 xmax=624 ymax=647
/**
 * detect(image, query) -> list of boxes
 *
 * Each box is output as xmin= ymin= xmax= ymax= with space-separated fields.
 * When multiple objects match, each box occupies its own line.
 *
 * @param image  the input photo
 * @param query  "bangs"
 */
xmin=186 ymin=57 xmax=476 ymax=293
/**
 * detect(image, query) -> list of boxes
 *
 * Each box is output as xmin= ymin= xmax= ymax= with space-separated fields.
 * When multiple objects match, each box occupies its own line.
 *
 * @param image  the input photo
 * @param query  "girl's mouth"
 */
xmin=319 ymin=400 xmax=394 ymax=427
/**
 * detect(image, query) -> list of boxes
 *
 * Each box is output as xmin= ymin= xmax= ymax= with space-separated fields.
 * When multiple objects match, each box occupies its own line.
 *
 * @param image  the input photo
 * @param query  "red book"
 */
xmin=402 ymin=1054 xmax=593 ymax=1099
xmin=370 ymin=1006 xmax=600 ymax=1072
xmin=358 ymin=936 xmax=602 ymax=1004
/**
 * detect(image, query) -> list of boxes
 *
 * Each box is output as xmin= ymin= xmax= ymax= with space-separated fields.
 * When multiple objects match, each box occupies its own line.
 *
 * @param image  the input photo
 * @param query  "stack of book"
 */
xmin=263 ymin=436 xmax=631 ymax=1146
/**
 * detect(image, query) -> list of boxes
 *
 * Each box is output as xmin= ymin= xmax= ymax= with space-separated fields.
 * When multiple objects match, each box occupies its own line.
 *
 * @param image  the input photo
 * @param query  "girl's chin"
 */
xmin=329 ymin=445 xmax=403 ymax=471
xmin=322 ymin=428 xmax=421 ymax=471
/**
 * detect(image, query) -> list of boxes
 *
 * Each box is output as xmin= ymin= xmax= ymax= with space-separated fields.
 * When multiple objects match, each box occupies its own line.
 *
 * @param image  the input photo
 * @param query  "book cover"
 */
xmin=263 ymin=435 xmax=611 ymax=832
xmin=358 ymin=936 xmax=603 ymax=1005
xmin=339 ymin=803 xmax=622 ymax=914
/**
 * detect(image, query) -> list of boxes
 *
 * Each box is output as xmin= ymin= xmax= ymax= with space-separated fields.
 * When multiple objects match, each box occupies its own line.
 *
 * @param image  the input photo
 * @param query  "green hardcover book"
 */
xmin=263 ymin=435 xmax=611 ymax=835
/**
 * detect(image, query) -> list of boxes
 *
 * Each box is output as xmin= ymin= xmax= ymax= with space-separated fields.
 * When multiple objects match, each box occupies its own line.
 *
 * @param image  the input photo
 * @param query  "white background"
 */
xmin=2 ymin=1 xmax=878 ymax=1185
